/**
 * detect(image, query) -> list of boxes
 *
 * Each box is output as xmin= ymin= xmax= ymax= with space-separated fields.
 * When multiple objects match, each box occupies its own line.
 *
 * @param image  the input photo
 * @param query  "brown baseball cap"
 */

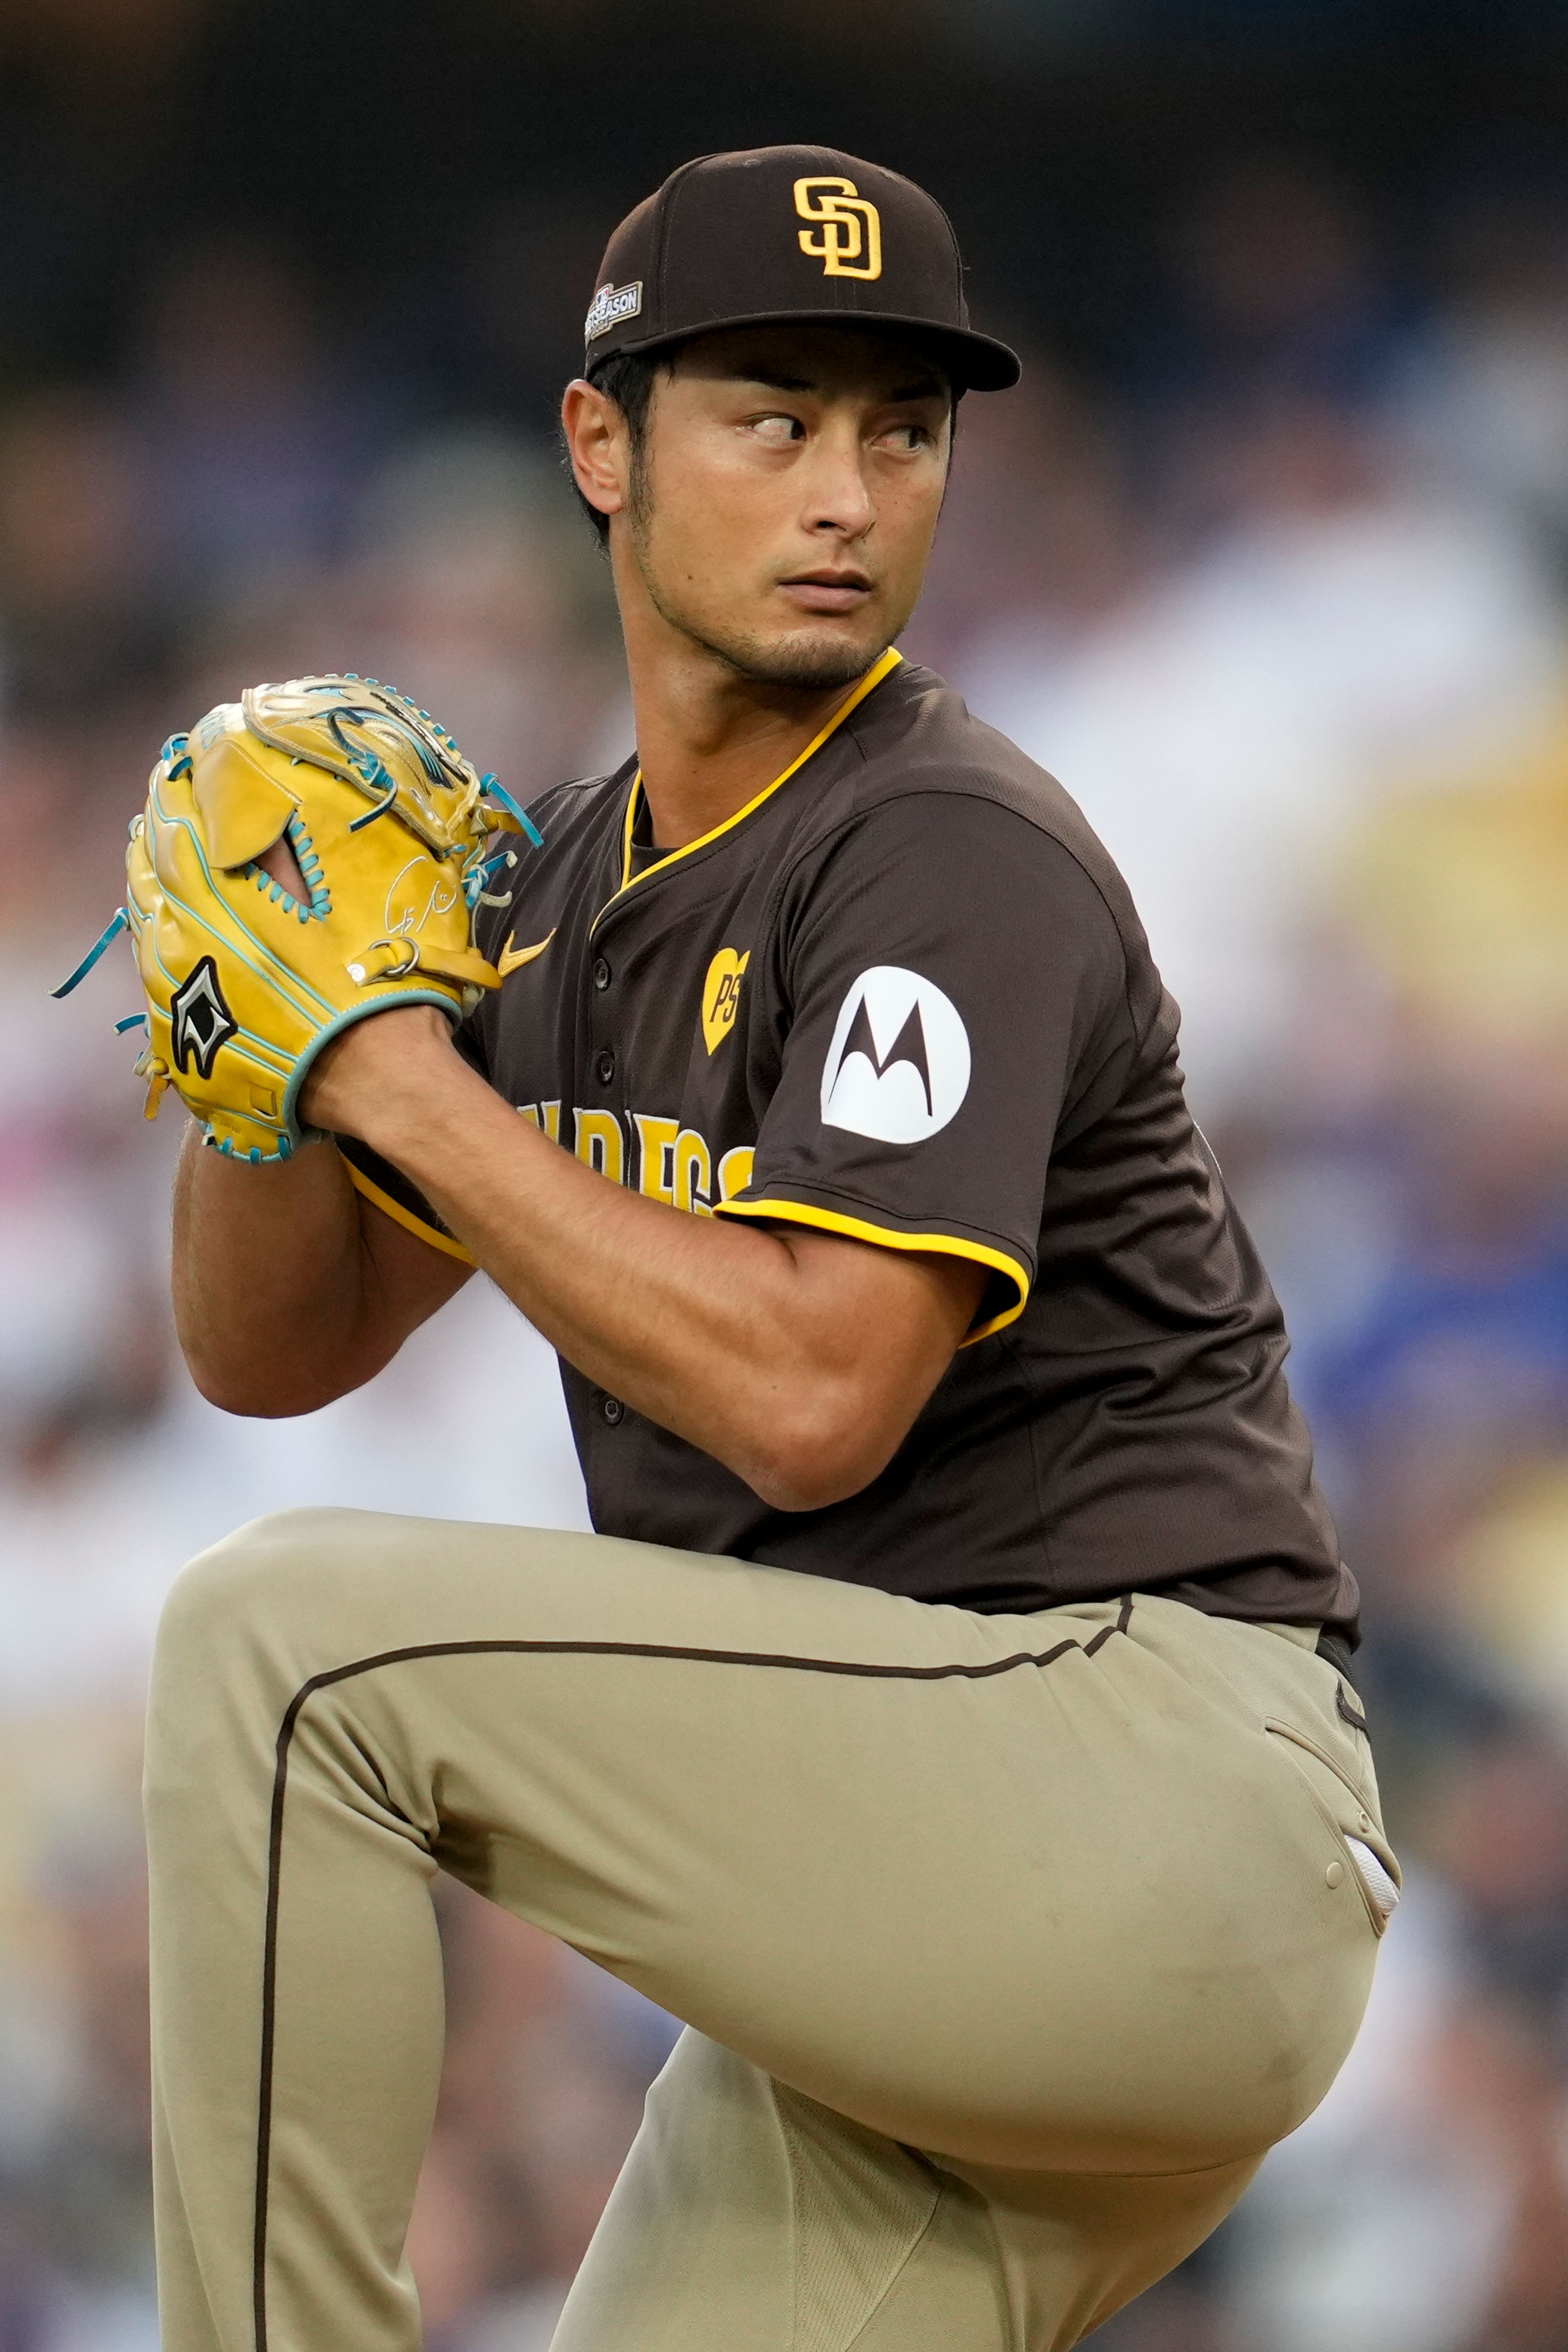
xmin=582 ymin=145 xmax=1020 ymax=394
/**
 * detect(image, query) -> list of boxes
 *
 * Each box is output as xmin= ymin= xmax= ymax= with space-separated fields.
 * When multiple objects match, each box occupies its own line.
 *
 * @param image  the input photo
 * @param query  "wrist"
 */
xmin=301 ymin=1003 xmax=467 ymax=1152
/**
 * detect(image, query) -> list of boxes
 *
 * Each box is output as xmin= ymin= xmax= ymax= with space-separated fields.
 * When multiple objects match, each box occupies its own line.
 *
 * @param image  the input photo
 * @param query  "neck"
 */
xmin=612 ymin=546 xmax=883 ymax=852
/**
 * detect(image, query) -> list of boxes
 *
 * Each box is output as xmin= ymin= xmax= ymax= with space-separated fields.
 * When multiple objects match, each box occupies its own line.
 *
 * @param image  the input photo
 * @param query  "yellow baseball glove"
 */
xmin=54 ymin=675 xmax=539 ymax=1164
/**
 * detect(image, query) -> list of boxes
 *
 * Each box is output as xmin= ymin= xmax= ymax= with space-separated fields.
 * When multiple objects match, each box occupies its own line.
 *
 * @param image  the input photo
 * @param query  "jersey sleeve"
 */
xmin=336 ymin=1014 xmax=490 ymax=1264
xmin=714 ymin=792 xmax=1127 ymax=1343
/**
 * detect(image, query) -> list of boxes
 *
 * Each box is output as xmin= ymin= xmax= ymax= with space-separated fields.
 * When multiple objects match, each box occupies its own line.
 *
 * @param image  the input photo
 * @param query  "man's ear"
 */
xmin=561 ymin=379 xmax=630 ymax=524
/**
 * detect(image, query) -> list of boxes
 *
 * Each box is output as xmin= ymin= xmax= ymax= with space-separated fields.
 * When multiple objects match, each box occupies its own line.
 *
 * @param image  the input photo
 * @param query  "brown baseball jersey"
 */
xmin=340 ymin=650 xmax=1359 ymax=1636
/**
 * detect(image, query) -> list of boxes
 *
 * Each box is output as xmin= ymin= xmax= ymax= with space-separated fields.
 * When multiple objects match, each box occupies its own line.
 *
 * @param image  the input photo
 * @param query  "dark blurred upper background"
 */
xmin=4 ymin=4 xmax=1568 ymax=2348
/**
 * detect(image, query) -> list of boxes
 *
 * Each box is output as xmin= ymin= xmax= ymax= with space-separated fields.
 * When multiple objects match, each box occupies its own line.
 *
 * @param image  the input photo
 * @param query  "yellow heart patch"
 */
xmin=701 ymin=948 xmax=750 ymax=1055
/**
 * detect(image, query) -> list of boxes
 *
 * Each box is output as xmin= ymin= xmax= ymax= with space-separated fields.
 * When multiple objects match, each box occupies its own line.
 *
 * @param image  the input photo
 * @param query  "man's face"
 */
xmin=617 ymin=325 xmax=953 ymax=692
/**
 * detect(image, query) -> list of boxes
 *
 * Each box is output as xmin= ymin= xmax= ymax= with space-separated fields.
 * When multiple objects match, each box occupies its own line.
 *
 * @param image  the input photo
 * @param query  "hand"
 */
xmin=299 ymin=1002 xmax=457 ymax=1141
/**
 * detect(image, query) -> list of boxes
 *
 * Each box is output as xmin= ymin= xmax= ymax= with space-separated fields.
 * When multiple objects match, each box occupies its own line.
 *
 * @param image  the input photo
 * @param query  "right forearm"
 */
xmin=171 ymin=1124 xmax=383 ymax=1414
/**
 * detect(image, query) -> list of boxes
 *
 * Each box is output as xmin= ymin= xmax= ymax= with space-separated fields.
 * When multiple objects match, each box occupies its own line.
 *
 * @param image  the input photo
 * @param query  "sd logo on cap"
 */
xmin=579 ymin=144 xmax=1019 ymax=393
xmin=794 ymin=176 xmax=882 ymax=282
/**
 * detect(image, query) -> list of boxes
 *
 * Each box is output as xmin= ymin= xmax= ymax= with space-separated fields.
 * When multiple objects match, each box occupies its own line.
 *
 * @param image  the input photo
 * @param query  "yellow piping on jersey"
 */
xmin=343 ymin=1158 xmax=476 ymax=1265
xmin=713 ymin=1193 xmax=1029 ymax=1345
xmin=603 ymin=646 xmax=903 ymax=911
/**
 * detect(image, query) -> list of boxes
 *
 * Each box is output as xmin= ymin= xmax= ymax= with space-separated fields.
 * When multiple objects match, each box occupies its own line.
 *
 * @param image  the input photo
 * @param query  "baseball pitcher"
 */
xmin=82 ymin=146 xmax=1398 ymax=2352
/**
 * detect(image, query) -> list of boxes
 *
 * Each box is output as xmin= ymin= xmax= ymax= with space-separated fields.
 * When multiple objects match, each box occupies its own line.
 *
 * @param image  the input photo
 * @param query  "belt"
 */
xmin=1315 ymin=1626 xmax=1368 ymax=1730
xmin=1314 ymin=1626 xmax=1356 ymax=1687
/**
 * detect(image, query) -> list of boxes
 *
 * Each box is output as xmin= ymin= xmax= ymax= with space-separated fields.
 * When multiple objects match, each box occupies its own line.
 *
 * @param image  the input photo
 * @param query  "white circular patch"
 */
xmin=819 ymin=966 xmax=971 ymax=1144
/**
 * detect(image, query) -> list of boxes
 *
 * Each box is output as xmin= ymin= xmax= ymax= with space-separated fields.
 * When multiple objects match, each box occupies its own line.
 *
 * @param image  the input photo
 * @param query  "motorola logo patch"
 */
xmin=170 ymin=956 xmax=237 ymax=1080
xmin=820 ymin=966 xmax=971 ymax=1144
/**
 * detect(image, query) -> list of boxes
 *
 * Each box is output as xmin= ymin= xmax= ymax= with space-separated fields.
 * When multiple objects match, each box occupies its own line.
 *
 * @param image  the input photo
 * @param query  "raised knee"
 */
xmin=146 ymin=1509 xmax=365 ymax=1815
xmin=154 ymin=1507 xmax=350 ymax=1668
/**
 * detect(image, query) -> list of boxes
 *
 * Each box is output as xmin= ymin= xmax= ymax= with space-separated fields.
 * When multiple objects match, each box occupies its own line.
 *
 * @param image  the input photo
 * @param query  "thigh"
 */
xmin=154 ymin=1511 xmax=1381 ymax=2173
xmin=551 ymin=2031 xmax=1260 ymax=2352
xmin=552 ymin=2029 xmax=1001 ymax=2352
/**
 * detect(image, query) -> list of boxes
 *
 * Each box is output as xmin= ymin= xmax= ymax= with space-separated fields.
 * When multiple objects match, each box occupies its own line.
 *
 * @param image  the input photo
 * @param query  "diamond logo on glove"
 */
xmin=170 ymin=957 xmax=238 ymax=1080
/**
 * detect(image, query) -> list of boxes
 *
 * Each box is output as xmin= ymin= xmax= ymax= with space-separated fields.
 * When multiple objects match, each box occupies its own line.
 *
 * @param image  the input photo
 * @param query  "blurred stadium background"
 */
xmin=4 ymin=1 xmax=1568 ymax=2345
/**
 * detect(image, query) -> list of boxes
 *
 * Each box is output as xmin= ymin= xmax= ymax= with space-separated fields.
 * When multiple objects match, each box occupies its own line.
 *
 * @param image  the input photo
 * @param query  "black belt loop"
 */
xmin=1335 ymin=1681 xmax=1370 ymax=1733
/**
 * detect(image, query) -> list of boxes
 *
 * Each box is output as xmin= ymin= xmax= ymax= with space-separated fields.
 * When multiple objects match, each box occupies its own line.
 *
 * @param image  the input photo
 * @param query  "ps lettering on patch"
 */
xmin=701 ymin=949 xmax=750 ymax=1055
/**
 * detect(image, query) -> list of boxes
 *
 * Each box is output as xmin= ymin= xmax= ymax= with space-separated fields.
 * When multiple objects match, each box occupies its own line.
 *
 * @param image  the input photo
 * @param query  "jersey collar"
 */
xmin=606 ymin=647 xmax=902 ymax=909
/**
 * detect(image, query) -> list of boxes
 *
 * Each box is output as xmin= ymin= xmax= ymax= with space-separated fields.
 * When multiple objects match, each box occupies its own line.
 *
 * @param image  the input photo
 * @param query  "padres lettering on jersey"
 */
xmin=514 ymin=1098 xmax=754 ymax=1215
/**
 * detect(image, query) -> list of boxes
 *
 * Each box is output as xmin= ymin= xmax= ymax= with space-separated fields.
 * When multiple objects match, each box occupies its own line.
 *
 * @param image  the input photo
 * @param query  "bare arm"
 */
xmin=172 ymin=1118 xmax=472 ymax=1417
xmin=234 ymin=1004 xmax=983 ymax=1510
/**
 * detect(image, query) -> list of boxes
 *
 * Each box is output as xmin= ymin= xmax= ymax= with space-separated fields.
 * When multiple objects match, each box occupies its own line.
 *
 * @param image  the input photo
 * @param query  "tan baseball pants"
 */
xmin=143 ymin=1508 xmax=1393 ymax=2352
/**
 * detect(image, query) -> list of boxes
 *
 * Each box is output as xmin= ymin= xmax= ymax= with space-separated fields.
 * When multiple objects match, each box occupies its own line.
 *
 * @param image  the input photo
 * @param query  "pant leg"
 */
xmin=550 ymin=2030 xmax=960 ymax=2352
xmin=144 ymin=1508 xmax=1387 ymax=2352
xmin=553 ymin=2031 xmax=1264 ymax=2352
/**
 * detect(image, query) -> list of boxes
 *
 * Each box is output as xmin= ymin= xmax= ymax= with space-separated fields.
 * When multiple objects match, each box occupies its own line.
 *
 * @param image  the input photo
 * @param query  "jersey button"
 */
xmin=592 ymin=956 xmax=612 ymax=991
xmin=594 ymin=1048 xmax=616 ymax=1085
xmin=602 ymin=1396 xmax=624 ymax=1425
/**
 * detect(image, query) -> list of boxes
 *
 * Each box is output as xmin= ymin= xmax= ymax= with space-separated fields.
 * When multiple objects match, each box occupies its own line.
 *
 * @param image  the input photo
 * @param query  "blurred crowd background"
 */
xmin=4 ymin=1 xmax=1568 ymax=2345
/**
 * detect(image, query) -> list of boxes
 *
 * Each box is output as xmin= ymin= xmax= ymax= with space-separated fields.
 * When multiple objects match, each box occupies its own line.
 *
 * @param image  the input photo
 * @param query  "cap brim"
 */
xmin=599 ymin=310 xmax=1022 ymax=393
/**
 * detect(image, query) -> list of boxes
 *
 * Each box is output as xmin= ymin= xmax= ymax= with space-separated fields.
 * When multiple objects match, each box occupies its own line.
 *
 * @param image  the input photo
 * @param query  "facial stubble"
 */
xmin=626 ymin=447 xmax=899 ymax=695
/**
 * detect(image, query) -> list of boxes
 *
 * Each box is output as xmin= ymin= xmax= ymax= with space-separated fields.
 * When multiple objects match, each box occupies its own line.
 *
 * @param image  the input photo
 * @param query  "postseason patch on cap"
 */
xmin=585 ymin=279 xmax=643 ymax=342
